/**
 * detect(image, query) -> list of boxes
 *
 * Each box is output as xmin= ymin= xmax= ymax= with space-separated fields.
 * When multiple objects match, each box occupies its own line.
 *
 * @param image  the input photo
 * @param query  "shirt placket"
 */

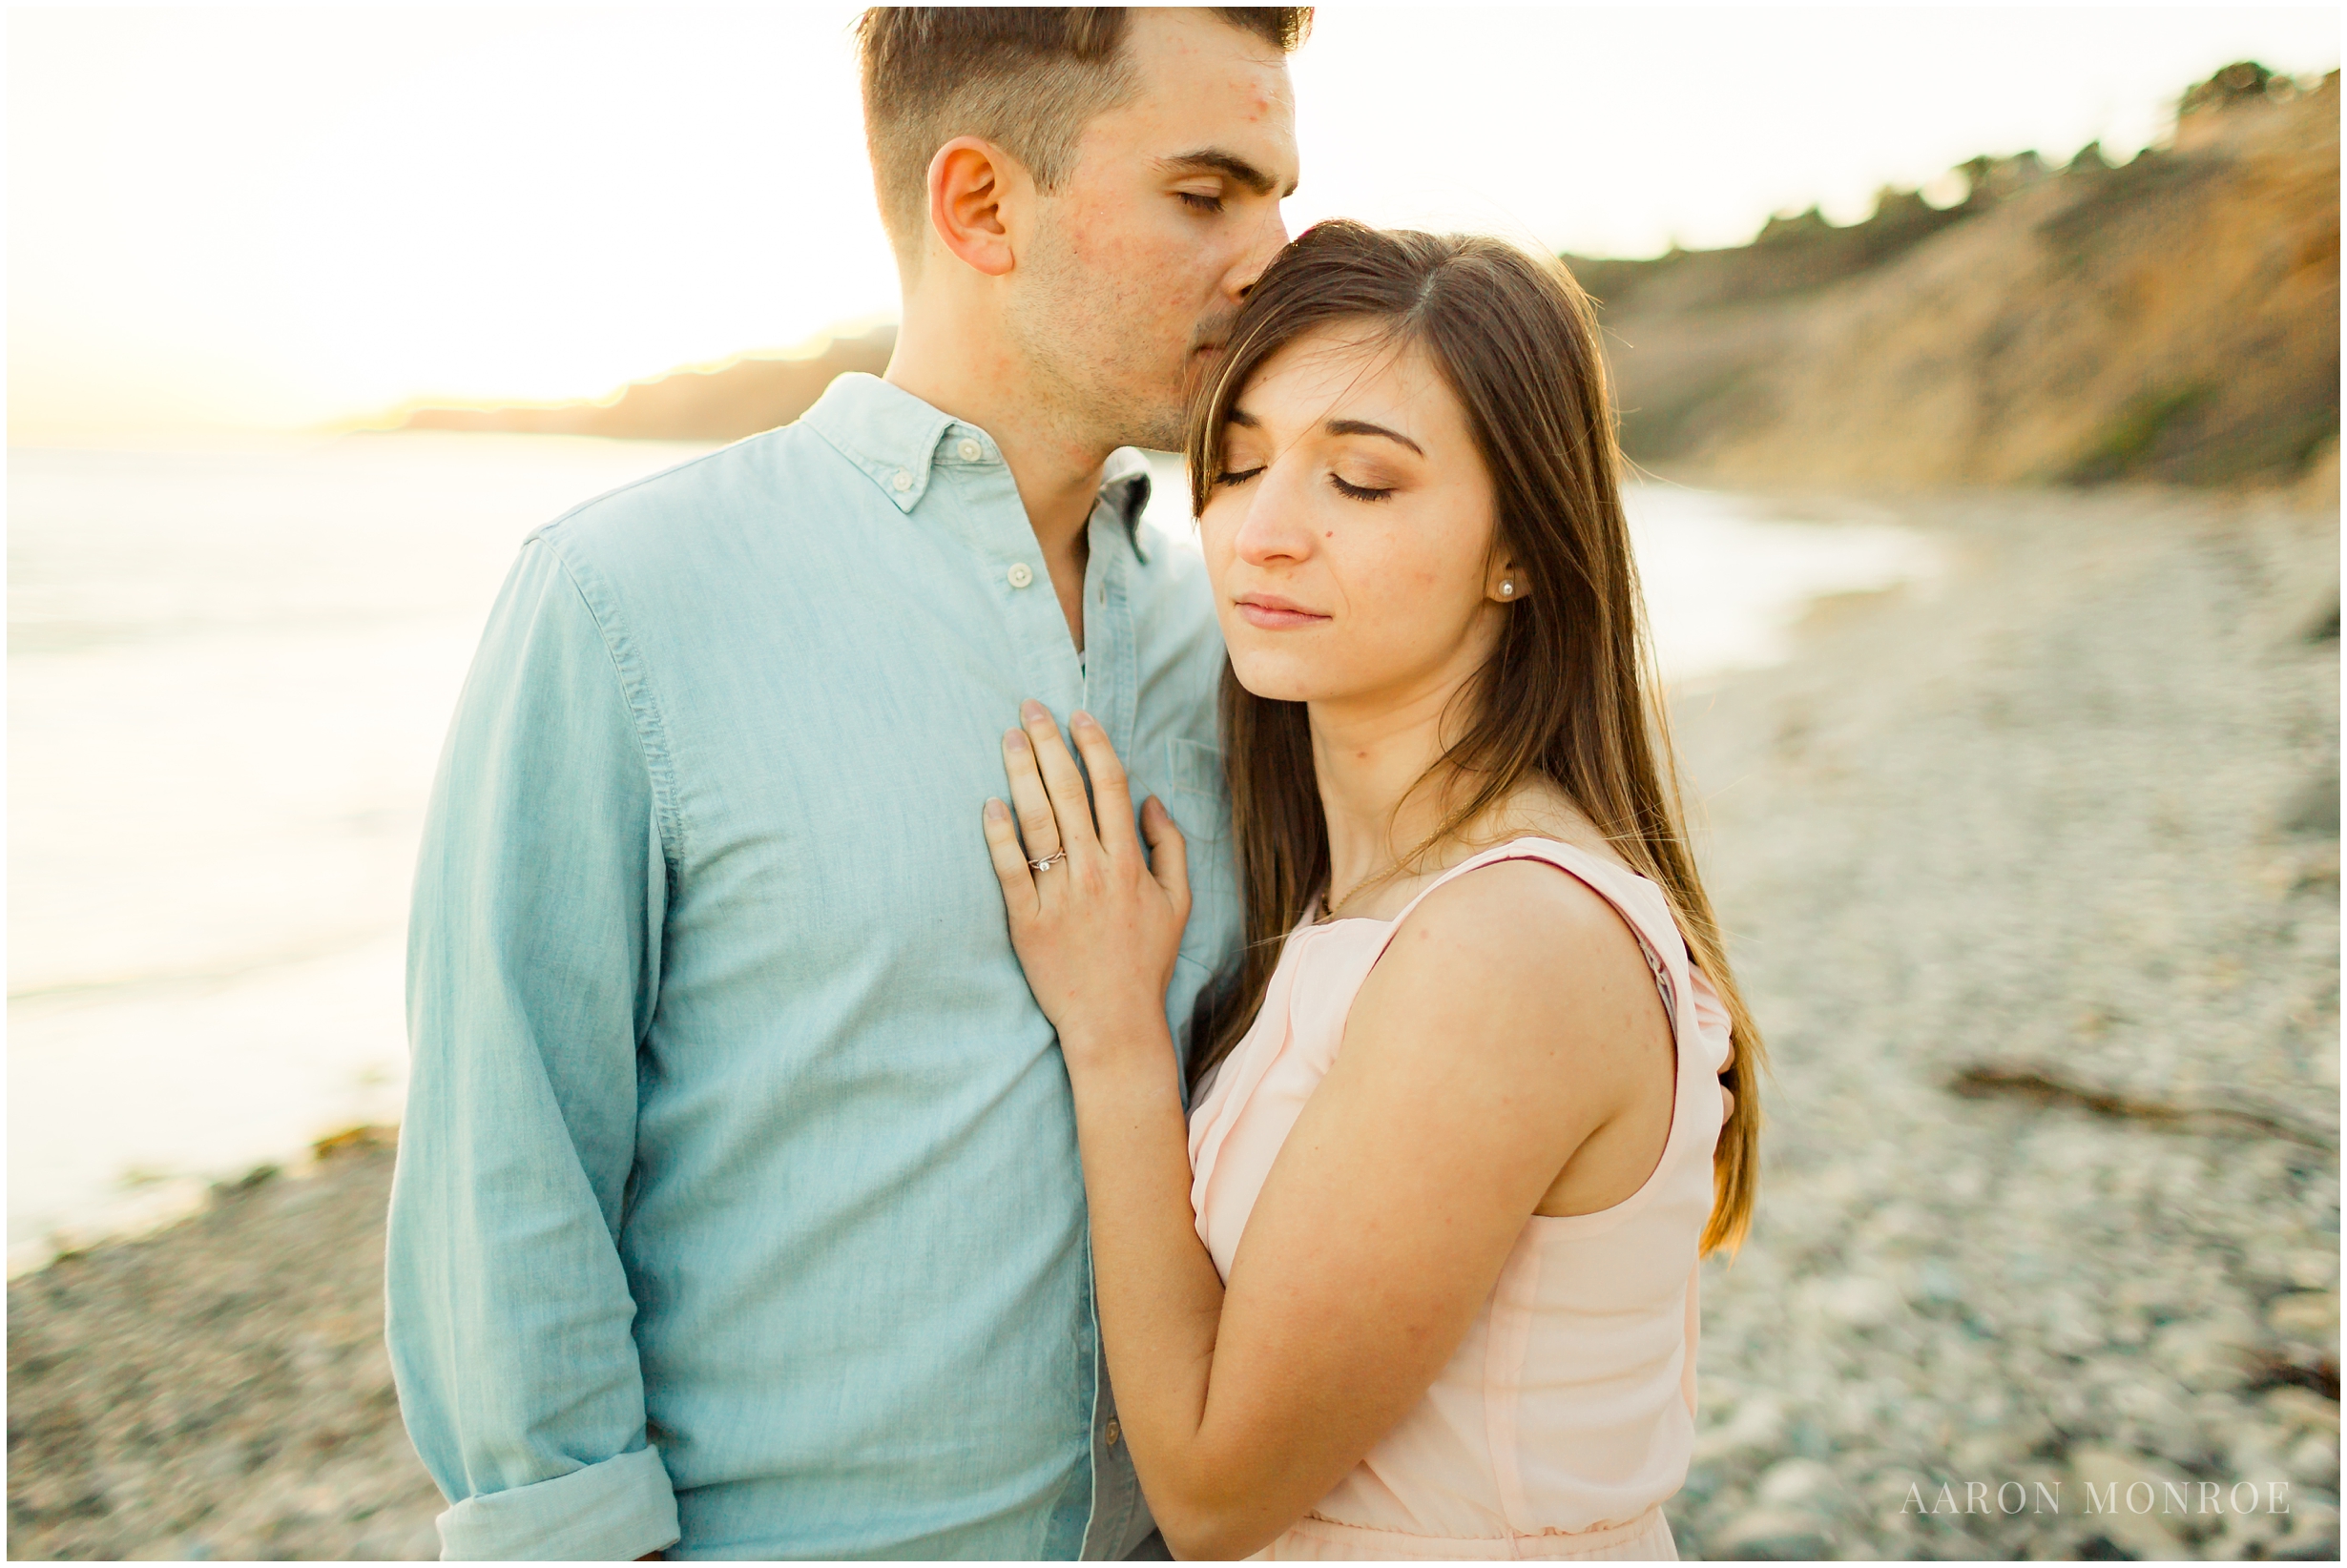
xmin=919 ymin=433 xmax=1150 ymax=1558
xmin=1073 ymin=493 xmax=1146 ymax=1560
xmin=1081 ymin=495 xmax=1139 ymax=761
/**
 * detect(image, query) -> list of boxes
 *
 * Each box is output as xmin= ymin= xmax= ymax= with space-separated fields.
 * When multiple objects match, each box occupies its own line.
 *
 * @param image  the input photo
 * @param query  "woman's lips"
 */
xmin=1235 ymin=594 xmax=1329 ymax=630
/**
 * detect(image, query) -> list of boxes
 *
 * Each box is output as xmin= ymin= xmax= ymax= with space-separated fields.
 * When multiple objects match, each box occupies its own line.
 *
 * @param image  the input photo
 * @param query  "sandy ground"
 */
xmin=8 ymin=485 xmax=2337 ymax=1561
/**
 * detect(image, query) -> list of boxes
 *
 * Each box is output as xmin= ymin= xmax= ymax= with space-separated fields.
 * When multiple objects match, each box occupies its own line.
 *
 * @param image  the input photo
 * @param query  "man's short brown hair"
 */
xmin=857 ymin=8 xmax=1310 ymax=266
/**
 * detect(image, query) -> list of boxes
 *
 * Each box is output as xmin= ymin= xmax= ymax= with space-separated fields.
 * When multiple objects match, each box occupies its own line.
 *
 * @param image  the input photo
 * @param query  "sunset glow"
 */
xmin=10 ymin=5 xmax=2337 ymax=443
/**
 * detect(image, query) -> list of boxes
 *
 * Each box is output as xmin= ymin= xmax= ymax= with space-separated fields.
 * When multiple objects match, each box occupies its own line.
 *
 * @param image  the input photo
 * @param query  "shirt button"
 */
xmin=1007 ymin=563 xmax=1035 ymax=589
xmin=892 ymin=469 xmax=913 ymax=492
xmin=957 ymin=438 xmax=984 ymax=463
xmin=1103 ymin=1418 xmax=1121 ymax=1447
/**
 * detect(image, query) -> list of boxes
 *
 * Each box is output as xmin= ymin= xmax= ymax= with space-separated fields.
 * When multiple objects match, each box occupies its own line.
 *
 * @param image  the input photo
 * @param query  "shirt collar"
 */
xmin=801 ymin=372 xmax=1155 ymax=563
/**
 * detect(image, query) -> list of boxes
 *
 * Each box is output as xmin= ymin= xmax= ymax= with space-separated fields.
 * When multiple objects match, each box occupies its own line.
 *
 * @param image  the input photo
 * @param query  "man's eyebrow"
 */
xmin=1327 ymin=418 xmax=1423 ymax=457
xmin=1159 ymin=150 xmax=1293 ymax=197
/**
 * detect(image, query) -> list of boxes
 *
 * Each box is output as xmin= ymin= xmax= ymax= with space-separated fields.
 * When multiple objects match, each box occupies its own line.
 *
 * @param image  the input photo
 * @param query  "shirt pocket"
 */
xmin=1162 ymin=736 xmax=1230 ymax=845
xmin=1161 ymin=736 xmax=1238 ymax=974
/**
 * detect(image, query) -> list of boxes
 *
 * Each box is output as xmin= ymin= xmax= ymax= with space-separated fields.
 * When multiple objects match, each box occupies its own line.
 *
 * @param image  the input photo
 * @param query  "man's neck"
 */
xmin=885 ymin=301 xmax=1110 ymax=650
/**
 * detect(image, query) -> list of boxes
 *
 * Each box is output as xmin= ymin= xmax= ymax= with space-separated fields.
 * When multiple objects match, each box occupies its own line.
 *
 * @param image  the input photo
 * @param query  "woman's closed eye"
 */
xmin=1330 ymin=473 xmax=1395 ymax=502
xmin=1213 ymin=465 xmax=1265 ymax=488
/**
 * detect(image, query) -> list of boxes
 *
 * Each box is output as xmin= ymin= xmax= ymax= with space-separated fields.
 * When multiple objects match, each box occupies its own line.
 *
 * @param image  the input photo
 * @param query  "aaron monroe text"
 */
xmin=1902 ymin=1479 xmax=2295 ymax=1517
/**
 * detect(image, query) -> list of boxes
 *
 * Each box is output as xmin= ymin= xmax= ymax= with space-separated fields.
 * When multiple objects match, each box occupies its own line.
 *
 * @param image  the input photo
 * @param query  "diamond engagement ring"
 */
xmin=1028 ymin=850 xmax=1068 ymax=872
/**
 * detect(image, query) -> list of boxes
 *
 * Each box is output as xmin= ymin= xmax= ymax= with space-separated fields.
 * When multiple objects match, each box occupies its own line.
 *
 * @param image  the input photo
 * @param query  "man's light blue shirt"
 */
xmin=385 ymin=373 xmax=1241 ymax=1560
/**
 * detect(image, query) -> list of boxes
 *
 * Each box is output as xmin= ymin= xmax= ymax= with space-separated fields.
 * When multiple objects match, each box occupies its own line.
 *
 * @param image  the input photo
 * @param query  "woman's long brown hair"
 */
xmin=1181 ymin=220 xmax=1762 ymax=1254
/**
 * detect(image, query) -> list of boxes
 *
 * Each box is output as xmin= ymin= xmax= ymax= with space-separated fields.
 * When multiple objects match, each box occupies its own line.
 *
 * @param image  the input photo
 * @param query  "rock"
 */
xmin=2112 ymin=1376 xmax=2202 ymax=1464
xmin=2262 ymin=1385 xmax=2341 ymax=1436
xmin=2044 ymin=1289 xmax=2107 ymax=1356
xmin=2207 ymin=1502 xmax=2289 ymax=1560
xmin=1709 ymin=1508 xmax=1833 ymax=1561
xmin=1808 ymin=1274 xmax=1903 ymax=1330
xmin=2150 ymin=1309 xmax=2270 ymax=1393
xmin=2219 ymin=1422 xmax=2294 ymax=1488
xmin=2279 ymin=763 xmax=2340 ymax=838
xmin=2070 ymin=1447 xmax=2217 ymax=1561
xmin=1693 ymin=1395 xmax=1788 ymax=1464
xmin=1754 ymin=1457 xmax=1839 ymax=1511
xmin=1952 ymin=1434 xmax=2018 ymax=1477
xmin=2266 ymin=1289 xmax=2339 ymax=1344
xmin=1910 ymin=1257 xmax=1964 ymax=1309
xmin=2281 ymin=1249 xmax=2337 ymax=1291
xmin=2285 ymin=1430 xmax=2339 ymax=1486
xmin=2273 ymin=1496 xmax=2341 ymax=1558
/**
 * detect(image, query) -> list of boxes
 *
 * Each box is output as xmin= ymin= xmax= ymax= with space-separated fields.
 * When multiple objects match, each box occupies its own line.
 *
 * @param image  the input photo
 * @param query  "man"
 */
xmin=384 ymin=9 xmax=1305 ymax=1559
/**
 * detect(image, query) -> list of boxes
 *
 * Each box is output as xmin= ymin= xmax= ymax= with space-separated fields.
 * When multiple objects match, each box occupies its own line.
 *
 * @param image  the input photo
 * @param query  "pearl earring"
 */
xmin=1500 ymin=579 xmax=1515 ymax=598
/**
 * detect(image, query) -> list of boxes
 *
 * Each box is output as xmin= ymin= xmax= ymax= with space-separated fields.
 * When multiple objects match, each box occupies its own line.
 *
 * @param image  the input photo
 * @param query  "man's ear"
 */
xmin=926 ymin=136 xmax=1024 ymax=279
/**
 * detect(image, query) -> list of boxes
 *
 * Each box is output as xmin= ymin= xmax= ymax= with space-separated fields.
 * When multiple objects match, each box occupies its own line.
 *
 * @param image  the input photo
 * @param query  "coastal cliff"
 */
xmin=1585 ymin=64 xmax=2339 ymax=491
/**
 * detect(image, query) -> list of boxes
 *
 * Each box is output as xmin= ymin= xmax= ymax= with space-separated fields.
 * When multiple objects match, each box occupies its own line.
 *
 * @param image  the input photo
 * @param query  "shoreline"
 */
xmin=5 ymin=460 xmax=1920 ymax=1272
xmin=10 ymin=483 xmax=2337 ymax=1561
xmin=8 ymin=1126 xmax=405 ymax=1284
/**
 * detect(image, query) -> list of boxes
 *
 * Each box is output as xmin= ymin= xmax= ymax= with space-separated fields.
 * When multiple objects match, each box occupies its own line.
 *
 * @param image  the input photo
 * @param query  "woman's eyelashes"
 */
xmin=1214 ymin=464 xmax=1396 ymax=500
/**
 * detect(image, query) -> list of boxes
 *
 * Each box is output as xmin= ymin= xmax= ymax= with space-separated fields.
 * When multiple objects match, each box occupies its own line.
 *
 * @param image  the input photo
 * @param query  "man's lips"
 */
xmin=1235 ymin=593 xmax=1329 ymax=630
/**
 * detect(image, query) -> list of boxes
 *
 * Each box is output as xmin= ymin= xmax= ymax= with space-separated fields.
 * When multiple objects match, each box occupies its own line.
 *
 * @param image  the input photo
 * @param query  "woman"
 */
xmin=977 ymin=221 xmax=1762 ymax=1561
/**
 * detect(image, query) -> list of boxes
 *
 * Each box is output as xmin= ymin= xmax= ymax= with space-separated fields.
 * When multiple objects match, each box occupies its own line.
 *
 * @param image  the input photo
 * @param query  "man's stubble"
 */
xmin=1005 ymin=212 xmax=1229 ymax=459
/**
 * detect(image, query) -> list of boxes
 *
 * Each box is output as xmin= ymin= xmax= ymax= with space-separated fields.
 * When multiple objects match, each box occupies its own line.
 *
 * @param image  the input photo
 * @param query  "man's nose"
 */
xmin=1230 ymin=203 xmax=1293 ymax=302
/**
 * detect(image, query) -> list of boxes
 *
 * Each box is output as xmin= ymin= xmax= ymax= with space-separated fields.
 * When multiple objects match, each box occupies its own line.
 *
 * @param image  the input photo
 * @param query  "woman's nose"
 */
xmin=1230 ymin=466 xmax=1314 ymax=567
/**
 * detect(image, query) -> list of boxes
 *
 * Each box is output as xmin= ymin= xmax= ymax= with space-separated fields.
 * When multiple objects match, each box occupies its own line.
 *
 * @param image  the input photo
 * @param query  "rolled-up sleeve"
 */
xmin=385 ymin=537 xmax=680 ymax=1561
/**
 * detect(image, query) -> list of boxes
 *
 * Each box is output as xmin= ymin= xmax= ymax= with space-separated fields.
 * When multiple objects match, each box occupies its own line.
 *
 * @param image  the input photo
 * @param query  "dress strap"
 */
xmin=1370 ymin=838 xmax=1682 ymax=1027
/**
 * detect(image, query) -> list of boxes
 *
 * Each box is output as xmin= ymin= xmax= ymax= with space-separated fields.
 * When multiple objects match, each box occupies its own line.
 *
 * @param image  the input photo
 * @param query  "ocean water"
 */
xmin=7 ymin=435 xmax=1930 ymax=1265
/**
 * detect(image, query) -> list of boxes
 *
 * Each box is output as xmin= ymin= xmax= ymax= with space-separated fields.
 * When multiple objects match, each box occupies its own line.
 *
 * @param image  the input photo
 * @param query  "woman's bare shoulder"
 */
xmin=1337 ymin=856 xmax=1667 ymax=1164
xmin=1384 ymin=855 xmax=1631 ymax=973
xmin=1360 ymin=855 xmax=1661 ymax=1059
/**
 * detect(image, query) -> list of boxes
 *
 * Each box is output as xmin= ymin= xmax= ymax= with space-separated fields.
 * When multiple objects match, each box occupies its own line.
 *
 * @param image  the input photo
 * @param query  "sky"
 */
xmin=9 ymin=4 xmax=2338 ymax=443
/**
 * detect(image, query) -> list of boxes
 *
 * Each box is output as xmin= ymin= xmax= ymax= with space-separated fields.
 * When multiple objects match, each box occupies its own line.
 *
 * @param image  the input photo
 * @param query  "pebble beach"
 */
xmin=8 ymin=484 xmax=2338 ymax=1561
xmin=1668 ymin=485 xmax=2338 ymax=1561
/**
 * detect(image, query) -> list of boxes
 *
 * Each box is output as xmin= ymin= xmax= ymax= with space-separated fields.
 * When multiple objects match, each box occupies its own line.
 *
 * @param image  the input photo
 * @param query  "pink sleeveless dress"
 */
xmin=1186 ymin=837 xmax=1732 ymax=1561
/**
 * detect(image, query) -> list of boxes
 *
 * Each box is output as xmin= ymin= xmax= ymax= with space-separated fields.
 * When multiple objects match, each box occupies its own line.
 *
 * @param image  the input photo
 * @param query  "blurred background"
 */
xmin=8 ymin=6 xmax=2338 ymax=1560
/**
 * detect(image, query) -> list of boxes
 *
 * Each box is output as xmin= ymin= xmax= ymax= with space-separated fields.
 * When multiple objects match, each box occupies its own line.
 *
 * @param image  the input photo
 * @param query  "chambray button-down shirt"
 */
xmin=385 ymin=373 xmax=1240 ymax=1560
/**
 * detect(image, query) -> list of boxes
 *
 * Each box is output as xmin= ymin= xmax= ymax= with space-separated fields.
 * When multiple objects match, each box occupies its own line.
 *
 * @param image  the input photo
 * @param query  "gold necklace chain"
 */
xmin=1322 ymin=859 xmax=1404 ymax=920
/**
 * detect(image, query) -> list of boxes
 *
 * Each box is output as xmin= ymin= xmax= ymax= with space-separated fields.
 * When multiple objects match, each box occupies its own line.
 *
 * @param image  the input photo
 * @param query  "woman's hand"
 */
xmin=982 ymin=700 xmax=1192 ymax=1059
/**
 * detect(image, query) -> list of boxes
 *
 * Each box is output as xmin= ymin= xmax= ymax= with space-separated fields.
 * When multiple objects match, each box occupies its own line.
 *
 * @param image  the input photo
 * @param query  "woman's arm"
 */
xmin=983 ymin=705 xmax=1666 ymax=1560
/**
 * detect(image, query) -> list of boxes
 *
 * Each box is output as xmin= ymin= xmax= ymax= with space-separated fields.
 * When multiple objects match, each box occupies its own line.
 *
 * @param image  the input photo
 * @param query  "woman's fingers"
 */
xmin=1069 ymin=711 xmax=1139 ymax=861
xmin=1141 ymin=796 xmax=1190 ymax=918
xmin=1021 ymin=700 xmax=1100 ymax=857
xmin=1002 ymin=727 xmax=1061 ymax=868
xmin=982 ymin=798 xmax=1040 ymax=922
